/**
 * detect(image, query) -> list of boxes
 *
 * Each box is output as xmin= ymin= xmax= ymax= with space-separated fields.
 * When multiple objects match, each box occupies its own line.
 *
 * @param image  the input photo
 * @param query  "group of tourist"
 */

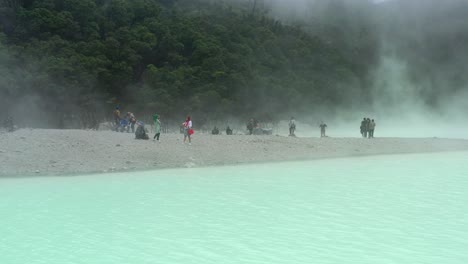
xmin=360 ymin=118 xmax=376 ymax=138
xmin=113 ymin=106 xmax=194 ymax=144
xmin=211 ymin=126 xmax=233 ymax=135
xmin=111 ymin=106 xmax=378 ymax=144
xmin=289 ymin=117 xmax=378 ymax=138
xmin=289 ymin=117 xmax=328 ymax=138
xmin=247 ymin=118 xmax=259 ymax=135
xmin=112 ymin=106 xmax=137 ymax=133
xmin=112 ymin=106 xmax=159 ymax=141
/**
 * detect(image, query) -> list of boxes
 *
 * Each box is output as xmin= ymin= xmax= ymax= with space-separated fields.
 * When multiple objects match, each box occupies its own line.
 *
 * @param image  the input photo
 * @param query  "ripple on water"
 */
xmin=0 ymin=152 xmax=468 ymax=264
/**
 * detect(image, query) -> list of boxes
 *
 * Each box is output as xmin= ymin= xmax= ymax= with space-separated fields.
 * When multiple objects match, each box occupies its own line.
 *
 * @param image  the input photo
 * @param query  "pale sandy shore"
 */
xmin=1 ymin=129 xmax=468 ymax=177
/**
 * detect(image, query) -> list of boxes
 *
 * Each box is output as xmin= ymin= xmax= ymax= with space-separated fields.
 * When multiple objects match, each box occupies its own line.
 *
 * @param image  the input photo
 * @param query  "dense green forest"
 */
xmin=1 ymin=0 xmax=466 ymax=128
xmin=0 ymin=0 xmax=378 ymax=127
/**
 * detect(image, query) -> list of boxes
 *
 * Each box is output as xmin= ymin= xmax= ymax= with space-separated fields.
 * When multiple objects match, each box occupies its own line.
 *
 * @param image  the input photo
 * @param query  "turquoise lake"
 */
xmin=1 ymin=152 xmax=467 ymax=264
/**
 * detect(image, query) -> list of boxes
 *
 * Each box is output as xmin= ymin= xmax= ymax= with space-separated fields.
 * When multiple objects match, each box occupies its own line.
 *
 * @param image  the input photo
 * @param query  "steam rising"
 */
xmin=258 ymin=0 xmax=468 ymax=138
xmin=1 ymin=0 xmax=467 ymax=138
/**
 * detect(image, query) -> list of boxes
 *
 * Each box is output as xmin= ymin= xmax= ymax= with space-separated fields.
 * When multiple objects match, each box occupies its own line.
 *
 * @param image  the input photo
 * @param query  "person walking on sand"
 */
xmin=360 ymin=118 xmax=368 ymax=138
xmin=320 ymin=122 xmax=327 ymax=138
xmin=247 ymin=119 xmax=254 ymax=135
xmin=289 ymin=117 xmax=296 ymax=137
xmin=366 ymin=118 xmax=371 ymax=138
xmin=113 ymin=106 xmax=121 ymax=131
xmin=368 ymin=119 xmax=376 ymax=138
xmin=153 ymin=114 xmax=161 ymax=142
xmin=182 ymin=116 xmax=193 ymax=145
xmin=126 ymin=112 xmax=137 ymax=133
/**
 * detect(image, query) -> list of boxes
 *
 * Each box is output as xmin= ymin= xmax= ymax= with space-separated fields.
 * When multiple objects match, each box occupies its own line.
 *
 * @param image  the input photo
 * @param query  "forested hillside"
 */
xmin=0 ymin=0 xmax=377 ymax=127
xmin=1 ymin=0 xmax=466 ymax=128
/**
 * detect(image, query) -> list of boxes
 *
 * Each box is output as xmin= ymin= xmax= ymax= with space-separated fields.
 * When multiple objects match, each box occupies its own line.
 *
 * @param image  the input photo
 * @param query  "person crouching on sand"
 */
xmin=153 ymin=114 xmax=161 ymax=142
xmin=182 ymin=116 xmax=193 ymax=145
xmin=135 ymin=121 xmax=149 ymax=140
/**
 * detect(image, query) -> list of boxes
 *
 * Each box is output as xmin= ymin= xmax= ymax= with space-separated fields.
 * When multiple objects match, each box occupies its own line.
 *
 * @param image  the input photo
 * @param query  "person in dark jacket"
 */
xmin=113 ymin=106 xmax=121 ymax=131
xmin=135 ymin=121 xmax=149 ymax=140
xmin=368 ymin=119 xmax=376 ymax=138
xmin=247 ymin=119 xmax=254 ymax=135
xmin=320 ymin=122 xmax=327 ymax=138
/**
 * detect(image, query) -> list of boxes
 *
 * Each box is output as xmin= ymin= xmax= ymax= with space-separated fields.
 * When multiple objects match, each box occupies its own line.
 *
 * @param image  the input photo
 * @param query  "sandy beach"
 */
xmin=1 ymin=129 xmax=468 ymax=177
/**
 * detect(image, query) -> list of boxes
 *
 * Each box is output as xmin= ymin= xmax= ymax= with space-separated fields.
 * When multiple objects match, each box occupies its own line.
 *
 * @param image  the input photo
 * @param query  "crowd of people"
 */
xmin=2 ymin=106 xmax=379 ymax=142
xmin=288 ymin=117 xmax=378 ymax=138
xmin=360 ymin=118 xmax=376 ymax=138
xmin=110 ymin=106 xmax=379 ymax=143
xmin=112 ymin=107 xmax=137 ymax=133
xmin=246 ymin=118 xmax=273 ymax=135
xmin=211 ymin=126 xmax=233 ymax=135
xmin=112 ymin=106 xmax=195 ymax=144
xmin=113 ymin=106 xmax=150 ymax=140
xmin=288 ymin=117 xmax=328 ymax=138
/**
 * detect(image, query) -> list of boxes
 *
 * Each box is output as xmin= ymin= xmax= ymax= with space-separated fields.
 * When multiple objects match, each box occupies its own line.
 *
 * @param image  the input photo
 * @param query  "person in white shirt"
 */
xmin=182 ymin=116 xmax=193 ymax=145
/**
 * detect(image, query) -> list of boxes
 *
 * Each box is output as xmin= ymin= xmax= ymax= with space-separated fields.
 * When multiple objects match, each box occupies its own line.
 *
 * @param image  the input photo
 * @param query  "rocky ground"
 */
xmin=1 ymin=129 xmax=468 ymax=177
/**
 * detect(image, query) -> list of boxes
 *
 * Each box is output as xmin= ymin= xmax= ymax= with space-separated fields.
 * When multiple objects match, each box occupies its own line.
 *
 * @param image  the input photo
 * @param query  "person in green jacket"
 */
xmin=153 ymin=114 xmax=161 ymax=142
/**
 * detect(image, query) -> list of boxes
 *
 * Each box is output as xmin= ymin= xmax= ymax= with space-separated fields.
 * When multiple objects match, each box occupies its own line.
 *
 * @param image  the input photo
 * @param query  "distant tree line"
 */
xmin=0 ymin=0 xmax=380 ymax=128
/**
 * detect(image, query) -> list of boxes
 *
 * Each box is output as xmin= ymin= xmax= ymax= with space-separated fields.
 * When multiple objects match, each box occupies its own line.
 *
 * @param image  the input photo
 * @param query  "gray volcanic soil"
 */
xmin=1 ymin=129 xmax=468 ymax=177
